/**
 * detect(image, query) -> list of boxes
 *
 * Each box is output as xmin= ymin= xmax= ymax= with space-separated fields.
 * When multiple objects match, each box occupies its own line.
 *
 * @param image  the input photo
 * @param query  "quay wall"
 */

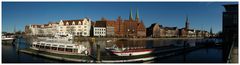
xmin=74 ymin=37 xmax=205 ymax=41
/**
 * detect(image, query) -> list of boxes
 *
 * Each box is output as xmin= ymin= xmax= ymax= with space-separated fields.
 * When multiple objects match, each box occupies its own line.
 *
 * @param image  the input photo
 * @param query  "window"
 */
xmin=53 ymin=45 xmax=58 ymax=47
xmin=67 ymin=46 xmax=73 ymax=48
xmin=59 ymin=45 xmax=65 ymax=48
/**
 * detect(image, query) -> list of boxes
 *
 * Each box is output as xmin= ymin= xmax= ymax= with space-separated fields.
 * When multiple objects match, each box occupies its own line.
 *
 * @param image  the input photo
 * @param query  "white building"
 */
xmin=27 ymin=24 xmax=41 ymax=35
xmin=93 ymin=27 xmax=106 ymax=37
xmin=57 ymin=18 xmax=91 ymax=36
xmin=25 ymin=18 xmax=91 ymax=37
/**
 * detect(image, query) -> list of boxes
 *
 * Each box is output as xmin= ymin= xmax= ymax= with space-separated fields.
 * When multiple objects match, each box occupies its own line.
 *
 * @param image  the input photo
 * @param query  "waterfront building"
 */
xmin=163 ymin=27 xmax=178 ymax=37
xmin=47 ymin=22 xmax=59 ymax=36
xmin=202 ymin=31 xmax=210 ymax=37
xmin=57 ymin=18 xmax=91 ymax=36
xmin=195 ymin=30 xmax=203 ymax=37
xmin=106 ymin=20 xmax=115 ymax=37
xmin=92 ymin=9 xmax=146 ymax=38
xmin=25 ymin=18 xmax=91 ymax=37
xmin=121 ymin=9 xmax=146 ymax=38
xmin=179 ymin=16 xmax=190 ymax=37
xmin=147 ymin=23 xmax=161 ymax=37
xmin=114 ymin=16 xmax=125 ymax=37
xmin=24 ymin=25 xmax=30 ymax=35
xmin=93 ymin=20 xmax=107 ymax=37
xmin=147 ymin=23 xmax=178 ymax=38
xmin=187 ymin=29 xmax=196 ymax=37
xmin=26 ymin=24 xmax=41 ymax=35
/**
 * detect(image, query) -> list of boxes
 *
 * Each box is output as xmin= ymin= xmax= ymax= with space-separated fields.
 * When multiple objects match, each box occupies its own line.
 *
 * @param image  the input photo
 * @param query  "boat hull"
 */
xmin=107 ymin=49 xmax=152 ymax=56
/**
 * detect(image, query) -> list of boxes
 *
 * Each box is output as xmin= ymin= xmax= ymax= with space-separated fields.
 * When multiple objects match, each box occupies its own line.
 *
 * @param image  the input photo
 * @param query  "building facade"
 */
xmin=57 ymin=18 xmax=91 ymax=36
xmin=93 ymin=27 xmax=106 ymax=37
xmin=93 ymin=20 xmax=107 ymax=37
xmin=25 ymin=18 xmax=91 ymax=37
xmin=147 ymin=23 xmax=178 ymax=38
xmin=147 ymin=23 xmax=161 ymax=37
xmin=121 ymin=9 xmax=146 ymax=38
xmin=222 ymin=4 xmax=238 ymax=62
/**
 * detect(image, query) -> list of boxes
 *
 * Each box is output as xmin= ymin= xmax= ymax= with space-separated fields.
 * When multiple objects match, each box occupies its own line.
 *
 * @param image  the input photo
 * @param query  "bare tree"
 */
xmin=39 ymin=29 xmax=44 ymax=36
xmin=67 ymin=26 xmax=75 ymax=36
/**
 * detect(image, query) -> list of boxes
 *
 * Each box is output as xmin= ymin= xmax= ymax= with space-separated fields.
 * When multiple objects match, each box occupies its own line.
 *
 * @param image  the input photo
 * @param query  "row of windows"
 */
xmin=60 ymin=26 xmax=88 ymax=29
xmin=65 ymin=23 xmax=88 ymax=25
xmin=95 ymin=32 xmax=105 ymax=34
xmin=60 ymin=29 xmax=87 ymax=31
xmin=95 ymin=29 xmax=106 ymax=31
xmin=58 ymin=32 xmax=87 ymax=35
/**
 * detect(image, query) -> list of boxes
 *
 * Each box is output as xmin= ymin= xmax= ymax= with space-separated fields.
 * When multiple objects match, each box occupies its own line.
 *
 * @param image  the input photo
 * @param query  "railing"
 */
xmin=36 ymin=37 xmax=73 ymax=44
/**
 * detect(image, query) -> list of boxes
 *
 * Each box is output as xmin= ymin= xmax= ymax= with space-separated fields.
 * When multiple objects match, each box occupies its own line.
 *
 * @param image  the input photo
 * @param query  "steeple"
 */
xmin=185 ymin=15 xmax=189 ymax=29
xmin=135 ymin=9 xmax=139 ymax=22
xmin=129 ymin=9 xmax=133 ymax=21
xmin=210 ymin=27 xmax=213 ymax=36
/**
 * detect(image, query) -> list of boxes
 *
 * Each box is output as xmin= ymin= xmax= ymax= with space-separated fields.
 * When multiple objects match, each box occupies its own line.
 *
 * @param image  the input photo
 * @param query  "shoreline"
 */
xmin=73 ymin=37 xmax=206 ymax=41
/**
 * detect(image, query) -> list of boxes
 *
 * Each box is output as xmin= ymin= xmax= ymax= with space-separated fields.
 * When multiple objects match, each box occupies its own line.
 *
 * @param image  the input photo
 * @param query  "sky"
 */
xmin=2 ymin=2 xmax=238 ymax=33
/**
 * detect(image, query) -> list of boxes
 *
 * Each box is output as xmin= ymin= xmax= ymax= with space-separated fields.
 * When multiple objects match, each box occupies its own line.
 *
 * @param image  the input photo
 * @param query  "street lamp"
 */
xmin=127 ymin=29 xmax=130 ymax=37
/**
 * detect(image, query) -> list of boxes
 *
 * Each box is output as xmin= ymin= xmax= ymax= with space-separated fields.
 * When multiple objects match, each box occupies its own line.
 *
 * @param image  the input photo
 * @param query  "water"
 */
xmin=154 ymin=47 xmax=223 ymax=63
xmin=2 ymin=38 xmax=223 ymax=63
xmin=2 ymin=38 xmax=63 ymax=63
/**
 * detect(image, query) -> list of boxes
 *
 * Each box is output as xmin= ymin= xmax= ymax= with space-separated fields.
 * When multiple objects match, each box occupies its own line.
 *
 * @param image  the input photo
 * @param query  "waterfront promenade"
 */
xmin=72 ymin=36 xmax=205 ymax=42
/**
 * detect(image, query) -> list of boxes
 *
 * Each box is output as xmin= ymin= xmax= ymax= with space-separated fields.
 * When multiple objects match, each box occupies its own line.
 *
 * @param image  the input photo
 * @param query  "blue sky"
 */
xmin=2 ymin=2 xmax=238 ymax=33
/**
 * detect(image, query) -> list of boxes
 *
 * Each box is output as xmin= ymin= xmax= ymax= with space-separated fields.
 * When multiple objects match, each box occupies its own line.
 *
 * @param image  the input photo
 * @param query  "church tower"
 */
xmin=129 ymin=9 xmax=133 ymax=21
xmin=135 ymin=9 xmax=140 ymax=22
xmin=185 ymin=15 xmax=189 ymax=30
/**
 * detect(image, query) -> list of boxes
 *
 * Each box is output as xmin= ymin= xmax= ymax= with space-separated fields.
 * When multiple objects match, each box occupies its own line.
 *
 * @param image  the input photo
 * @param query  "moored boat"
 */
xmin=30 ymin=35 xmax=90 ymax=55
xmin=106 ymin=45 xmax=153 ymax=56
xmin=2 ymin=35 xmax=15 ymax=44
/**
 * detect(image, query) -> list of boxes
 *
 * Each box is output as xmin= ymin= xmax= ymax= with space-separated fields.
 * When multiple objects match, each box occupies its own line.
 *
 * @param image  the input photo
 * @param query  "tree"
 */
xmin=67 ymin=26 xmax=75 ymax=36
xmin=39 ymin=29 xmax=44 ymax=36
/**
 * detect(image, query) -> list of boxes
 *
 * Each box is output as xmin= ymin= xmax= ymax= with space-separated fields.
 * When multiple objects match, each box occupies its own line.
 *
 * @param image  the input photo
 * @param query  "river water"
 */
xmin=2 ymin=38 xmax=223 ymax=63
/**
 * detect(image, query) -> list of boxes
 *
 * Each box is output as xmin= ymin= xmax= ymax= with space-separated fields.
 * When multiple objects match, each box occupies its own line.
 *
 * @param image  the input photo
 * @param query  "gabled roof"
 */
xmin=164 ymin=27 xmax=177 ymax=30
xmin=62 ymin=19 xmax=84 ymax=25
xmin=95 ymin=21 xmax=106 ymax=27
xmin=31 ymin=24 xmax=41 ymax=28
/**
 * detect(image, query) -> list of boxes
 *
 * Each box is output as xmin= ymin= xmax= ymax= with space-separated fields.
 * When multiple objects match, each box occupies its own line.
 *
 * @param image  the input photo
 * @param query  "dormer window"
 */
xmin=73 ymin=21 xmax=75 ymax=25
xmin=66 ymin=22 xmax=69 ymax=25
xmin=79 ymin=21 xmax=81 ymax=25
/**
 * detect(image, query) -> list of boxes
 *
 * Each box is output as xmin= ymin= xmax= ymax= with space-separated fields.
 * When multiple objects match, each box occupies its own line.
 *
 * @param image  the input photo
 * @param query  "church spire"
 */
xmin=185 ymin=15 xmax=189 ymax=29
xmin=210 ymin=27 xmax=213 ymax=37
xmin=135 ymin=9 xmax=139 ymax=22
xmin=129 ymin=9 xmax=133 ymax=21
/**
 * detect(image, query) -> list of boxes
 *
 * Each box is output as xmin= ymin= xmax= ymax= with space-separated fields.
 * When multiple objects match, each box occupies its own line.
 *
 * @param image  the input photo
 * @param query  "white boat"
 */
xmin=106 ymin=40 xmax=112 ymax=42
xmin=2 ymin=35 xmax=15 ymax=41
xmin=2 ymin=35 xmax=15 ymax=44
xmin=106 ymin=45 xmax=153 ymax=56
xmin=31 ymin=35 xmax=90 ymax=55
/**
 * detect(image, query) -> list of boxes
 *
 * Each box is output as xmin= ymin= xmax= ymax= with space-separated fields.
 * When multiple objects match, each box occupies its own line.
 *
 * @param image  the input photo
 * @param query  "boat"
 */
xmin=30 ymin=34 xmax=90 ymax=55
xmin=106 ymin=40 xmax=112 ymax=42
xmin=105 ymin=45 xmax=153 ymax=56
xmin=2 ymin=34 xmax=15 ymax=43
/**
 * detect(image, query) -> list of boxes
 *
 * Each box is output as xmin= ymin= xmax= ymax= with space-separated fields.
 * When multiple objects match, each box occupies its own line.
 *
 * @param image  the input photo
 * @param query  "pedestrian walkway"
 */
xmin=230 ymin=46 xmax=238 ymax=63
